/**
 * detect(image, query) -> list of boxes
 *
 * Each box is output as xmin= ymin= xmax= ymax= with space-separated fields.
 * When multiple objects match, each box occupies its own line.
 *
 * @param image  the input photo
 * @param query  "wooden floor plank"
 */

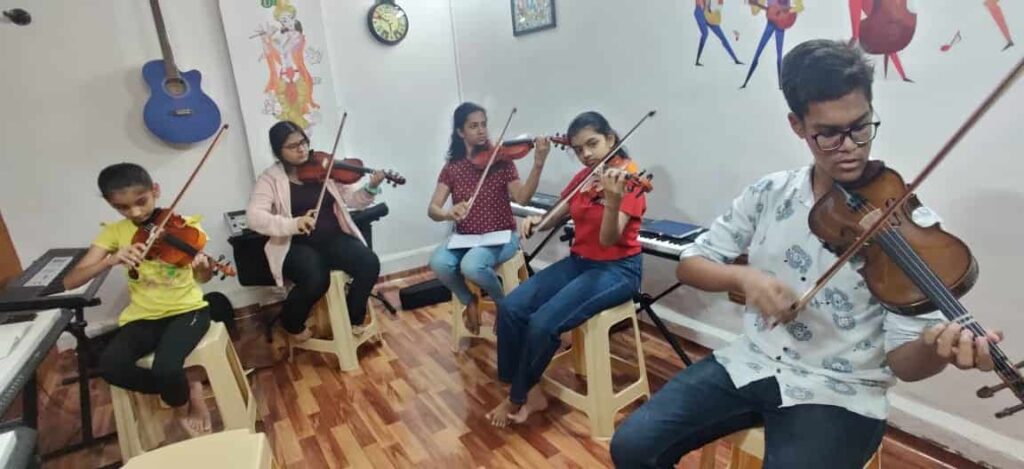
xmin=33 ymin=278 xmax=987 ymax=469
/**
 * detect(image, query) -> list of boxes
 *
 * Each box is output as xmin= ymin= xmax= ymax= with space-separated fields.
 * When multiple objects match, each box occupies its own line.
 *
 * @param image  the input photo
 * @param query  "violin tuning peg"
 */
xmin=996 ymin=403 xmax=1024 ymax=418
xmin=976 ymin=382 xmax=1005 ymax=398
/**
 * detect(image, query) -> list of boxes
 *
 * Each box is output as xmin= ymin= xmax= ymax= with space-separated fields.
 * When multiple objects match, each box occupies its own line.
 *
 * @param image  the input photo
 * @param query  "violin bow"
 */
xmin=464 ymin=107 xmax=517 ymax=216
xmin=527 ymin=110 xmax=656 ymax=237
xmin=310 ymin=111 xmax=348 ymax=227
xmin=137 ymin=124 xmax=229 ymax=259
xmin=793 ymin=57 xmax=1024 ymax=312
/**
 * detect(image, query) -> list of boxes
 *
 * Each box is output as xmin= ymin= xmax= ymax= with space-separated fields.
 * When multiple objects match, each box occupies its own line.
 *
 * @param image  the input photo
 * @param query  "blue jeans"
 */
xmin=610 ymin=356 xmax=886 ymax=469
xmin=497 ymin=254 xmax=642 ymax=404
xmin=429 ymin=236 xmax=520 ymax=305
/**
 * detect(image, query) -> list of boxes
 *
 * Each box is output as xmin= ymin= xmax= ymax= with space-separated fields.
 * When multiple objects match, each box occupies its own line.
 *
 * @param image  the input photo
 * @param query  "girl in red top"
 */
xmin=487 ymin=111 xmax=645 ymax=427
xmin=428 ymin=102 xmax=550 ymax=335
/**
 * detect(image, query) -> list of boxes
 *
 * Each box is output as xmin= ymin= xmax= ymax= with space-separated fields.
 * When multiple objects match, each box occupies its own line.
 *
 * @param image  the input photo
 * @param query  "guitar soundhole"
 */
xmin=164 ymin=78 xmax=188 ymax=97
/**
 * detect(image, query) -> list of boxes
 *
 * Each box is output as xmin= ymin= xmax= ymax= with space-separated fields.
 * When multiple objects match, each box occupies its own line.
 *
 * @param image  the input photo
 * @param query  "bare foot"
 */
xmin=487 ymin=388 xmax=548 ymax=428
xmin=188 ymin=381 xmax=212 ymax=434
xmin=487 ymin=399 xmax=525 ymax=428
xmin=352 ymin=324 xmax=368 ymax=337
xmin=174 ymin=403 xmax=209 ymax=437
xmin=463 ymin=299 xmax=481 ymax=335
xmin=289 ymin=326 xmax=312 ymax=343
xmin=523 ymin=386 xmax=549 ymax=415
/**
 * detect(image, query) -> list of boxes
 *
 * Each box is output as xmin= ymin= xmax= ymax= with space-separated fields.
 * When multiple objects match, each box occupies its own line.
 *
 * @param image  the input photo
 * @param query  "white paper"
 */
xmin=44 ymin=279 xmax=91 ymax=297
xmin=0 ymin=431 xmax=15 ymax=467
xmin=0 ymin=323 xmax=30 ymax=361
xmin=446 ymin=230 xmax=512 ymax=249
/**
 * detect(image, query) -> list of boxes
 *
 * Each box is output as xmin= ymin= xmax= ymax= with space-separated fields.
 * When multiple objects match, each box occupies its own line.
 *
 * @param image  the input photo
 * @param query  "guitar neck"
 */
xmin=149 ymin=0 xmax=180 ymax=79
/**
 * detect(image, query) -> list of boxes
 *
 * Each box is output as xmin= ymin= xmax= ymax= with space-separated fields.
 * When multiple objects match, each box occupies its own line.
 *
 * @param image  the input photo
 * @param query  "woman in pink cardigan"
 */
xmin=247 ymin=121 xmax=384 ymax=341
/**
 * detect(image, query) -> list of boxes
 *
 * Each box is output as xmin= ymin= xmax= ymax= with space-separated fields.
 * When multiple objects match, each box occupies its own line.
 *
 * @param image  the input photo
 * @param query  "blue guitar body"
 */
xmin=142 ymin=60 xmax=221 ymax=144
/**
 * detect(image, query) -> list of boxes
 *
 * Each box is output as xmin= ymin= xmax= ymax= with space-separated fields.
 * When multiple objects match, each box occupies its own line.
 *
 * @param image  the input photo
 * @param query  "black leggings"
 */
xmin=280 ymin=233 xmax=381 ymax=334
xmin=99 ymin=308 xmax=210 ymax=407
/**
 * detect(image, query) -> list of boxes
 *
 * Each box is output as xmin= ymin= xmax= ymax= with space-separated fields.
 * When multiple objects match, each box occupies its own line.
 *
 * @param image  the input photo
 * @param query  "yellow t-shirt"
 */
xmin=93 ymin=217 xmax=208 ymax=325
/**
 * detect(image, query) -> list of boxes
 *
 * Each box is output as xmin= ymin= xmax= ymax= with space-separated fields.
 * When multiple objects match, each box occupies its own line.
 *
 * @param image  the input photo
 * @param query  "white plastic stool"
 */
xmin=541 ymin=300 xmax=649 ymax=439
xmin=697 ymin=427 xmax=883 ymax=469
xmin=289 ymin=270 xmax=383 ymax=372
xmin=450 ymin=250 xmax=528 ymax=352
xmin=123 ymin=429 xmax=277 ymax=469
xmin=110 ymin=321 xmax=256 ymax=461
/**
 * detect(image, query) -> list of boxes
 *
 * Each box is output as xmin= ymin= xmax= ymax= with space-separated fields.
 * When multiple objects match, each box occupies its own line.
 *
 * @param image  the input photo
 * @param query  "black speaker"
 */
xmin=398 ymin=278 xmax=451 ymax=310
xmin=227 ymin=231 xmax=275 ymax=287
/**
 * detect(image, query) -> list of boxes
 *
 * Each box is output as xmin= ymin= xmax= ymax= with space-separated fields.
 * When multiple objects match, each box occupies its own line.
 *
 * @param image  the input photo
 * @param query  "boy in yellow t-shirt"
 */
xmin=64 ymin=163 xmax=213 ymax=437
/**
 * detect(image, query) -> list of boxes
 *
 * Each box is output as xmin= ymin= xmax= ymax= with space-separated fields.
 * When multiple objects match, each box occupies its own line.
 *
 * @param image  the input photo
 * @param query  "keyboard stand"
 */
xmin=522 ymin=220 xmax=570 ymax=276
xmin=0 ymin=249 xmax=117 ymax=460
xmin=635 ymin=284 xmax=693 ymax=367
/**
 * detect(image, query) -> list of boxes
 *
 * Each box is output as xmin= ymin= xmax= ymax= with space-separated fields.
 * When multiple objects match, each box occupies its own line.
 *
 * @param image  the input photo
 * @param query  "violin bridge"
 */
xmin=858 ymin=208 xmax=884 ymax=231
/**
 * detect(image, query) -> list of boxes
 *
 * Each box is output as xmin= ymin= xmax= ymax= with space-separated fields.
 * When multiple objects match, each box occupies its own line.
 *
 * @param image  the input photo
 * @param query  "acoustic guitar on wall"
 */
xmin=142 ymin=0 xmax=221 ymax=144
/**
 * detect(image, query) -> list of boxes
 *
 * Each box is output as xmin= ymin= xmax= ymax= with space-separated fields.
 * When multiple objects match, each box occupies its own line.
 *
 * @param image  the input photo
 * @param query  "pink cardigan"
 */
xmin=246 ymin=163 xmax=376 ymax=286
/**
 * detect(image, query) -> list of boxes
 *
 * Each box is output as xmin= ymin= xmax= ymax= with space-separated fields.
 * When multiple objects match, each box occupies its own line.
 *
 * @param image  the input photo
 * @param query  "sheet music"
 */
xmin=23 ymin=256 xmax=74 ymax=287
xmin=0 ymin=310 xmax=61 ymax=392
xmin=44 ymin=280 xmax=91 ymax=297
xmin=0 ymin=323 xmax=31 ymax=361
xmin=0 ymin=430 xmax=15 ymax=466
xmin=447 ymin=230 xmax=513 ymax=250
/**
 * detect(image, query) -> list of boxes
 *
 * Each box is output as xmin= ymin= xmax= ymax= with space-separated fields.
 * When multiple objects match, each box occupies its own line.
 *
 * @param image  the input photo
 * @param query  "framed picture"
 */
xmin=511 ymin=0 xmax=556 ymax=36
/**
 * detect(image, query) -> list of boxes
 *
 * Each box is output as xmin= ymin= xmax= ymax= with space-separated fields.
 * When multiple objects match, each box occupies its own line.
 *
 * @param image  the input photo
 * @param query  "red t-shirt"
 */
xmin=562 ymin=165 xmax=646 ymax=261
xmin=438 ymin=158 xmax=519 ymax=234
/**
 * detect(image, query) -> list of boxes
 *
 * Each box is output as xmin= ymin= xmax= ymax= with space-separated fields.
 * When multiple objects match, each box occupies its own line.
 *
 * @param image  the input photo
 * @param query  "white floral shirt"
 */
xmin=680 ymin=165 xmax=944 ymax=419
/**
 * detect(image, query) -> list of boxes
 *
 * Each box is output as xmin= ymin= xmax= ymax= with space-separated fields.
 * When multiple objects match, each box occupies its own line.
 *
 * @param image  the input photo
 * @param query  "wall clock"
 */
xmin=368 ymin=1 xmax=408 ymax=45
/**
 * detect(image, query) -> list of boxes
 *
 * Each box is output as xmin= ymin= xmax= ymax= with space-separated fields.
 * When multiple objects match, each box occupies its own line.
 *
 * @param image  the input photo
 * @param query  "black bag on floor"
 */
xmin=398 ymin=278 xmax=451 ymax=310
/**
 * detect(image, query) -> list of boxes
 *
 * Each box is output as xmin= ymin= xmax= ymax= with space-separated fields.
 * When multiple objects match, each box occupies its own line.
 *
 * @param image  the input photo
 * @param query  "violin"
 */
xmin=468 ymin=135 xmax=570 ymax=170
xmin=808 ymin=161 xmax=975 ymax=316
xmin=296 ymin=150 xmax=406 ymax=186
xmin=128 ymin=124 xmax=235 ymax=280
xmin=796 ymin=58 xmax=1024 ymax=418
xmin=527 ymin=110 xmax=657 ymax=237
xmin=131 ymin=209 xmax=236 ymax=279
xmin=579 ymin=154 xmax=654 ymax=199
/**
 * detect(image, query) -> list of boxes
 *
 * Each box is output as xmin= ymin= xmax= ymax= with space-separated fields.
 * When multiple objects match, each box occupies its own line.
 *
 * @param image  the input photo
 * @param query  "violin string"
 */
xmin=852 ymin=200 xmax=1018 ymax=381
xmin=852 ymin=201 xmax=1021 ymax=385
xmin=877 ymin=225 xmax=1021 ymax=384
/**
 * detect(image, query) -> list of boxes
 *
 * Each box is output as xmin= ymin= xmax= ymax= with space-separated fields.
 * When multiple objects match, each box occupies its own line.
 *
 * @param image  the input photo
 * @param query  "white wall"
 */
xmin=452 ymin=0 xmax=1024 ymax=466
xmin=4 ymin=0 xmax=1023 ymax=465
xmin=319 ymin=0 xmax=462 ymax=271
xmin=0 ymin=0 xmax=255 ymax=338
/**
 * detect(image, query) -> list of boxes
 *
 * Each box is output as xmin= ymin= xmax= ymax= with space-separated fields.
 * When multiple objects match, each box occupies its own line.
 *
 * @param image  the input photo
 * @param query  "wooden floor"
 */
xmin=29 ymin=279 xmax=985 ymax=468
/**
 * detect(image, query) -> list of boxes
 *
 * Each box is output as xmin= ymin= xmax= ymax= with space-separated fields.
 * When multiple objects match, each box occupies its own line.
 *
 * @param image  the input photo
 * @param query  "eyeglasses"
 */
xmin=283 ymin=139 xmax=309 ymax=151
xmin=811 ymin=121 xmax=881 ymax=152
